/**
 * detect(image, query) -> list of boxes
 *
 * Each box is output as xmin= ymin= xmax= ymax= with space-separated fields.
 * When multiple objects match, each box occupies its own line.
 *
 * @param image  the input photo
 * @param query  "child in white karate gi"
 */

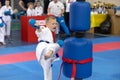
xmin=35 ymin=1 xmax=43 ymax=16
xmin=1 ymin=0 xmax=13 ymax=39
xmin=0 ymin=2 xmax=6 ymax=45
xmin=29 ymin=16 xmax=63 ymax=80
xmin=27 ymin=2 xmax=36 ymax=16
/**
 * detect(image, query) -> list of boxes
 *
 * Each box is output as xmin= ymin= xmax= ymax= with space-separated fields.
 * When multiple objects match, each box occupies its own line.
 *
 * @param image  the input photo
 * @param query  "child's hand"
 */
xmin=57 ymin=40 xmax=63 ymax=47
xmin=29 ymin=18 xmax=40 ymax=29
xmin=29 ymin=18 xmax=36 ymax=26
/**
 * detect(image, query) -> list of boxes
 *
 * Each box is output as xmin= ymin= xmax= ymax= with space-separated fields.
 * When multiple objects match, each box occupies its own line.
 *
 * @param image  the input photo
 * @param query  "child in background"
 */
xmin=35 ymin=1 xmax=43 ymax=16
xmin=0 ymin=2 xmax=6 ymax=45
xmin=29 ymin=16 xmax=63 ymax=80
xmin=1 ymin=0 xmax=13 ymax=39
xmin=27 ymin=2 xmax=36 ymax=16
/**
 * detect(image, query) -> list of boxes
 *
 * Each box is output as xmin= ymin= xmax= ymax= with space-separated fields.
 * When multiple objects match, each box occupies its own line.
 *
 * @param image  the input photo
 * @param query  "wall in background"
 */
xmin=86 ymin=0 xmax=120 ymax=6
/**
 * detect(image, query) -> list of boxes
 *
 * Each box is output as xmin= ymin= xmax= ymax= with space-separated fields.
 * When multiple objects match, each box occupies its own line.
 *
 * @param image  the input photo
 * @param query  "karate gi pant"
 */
xmin=5 ymin=20 xmax=11 ymax=36
xmin=0 ymin=26 xmax=5 ymax=43
xmin=36 ymin=42 xmax=60 ymax=80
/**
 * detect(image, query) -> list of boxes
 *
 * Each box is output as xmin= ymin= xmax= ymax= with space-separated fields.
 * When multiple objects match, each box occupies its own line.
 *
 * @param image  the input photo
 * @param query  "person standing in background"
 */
xmin=64 ymin=0 xmax=76 ymax=32
xmin=18 ymin=0 xmax=35 ymax=18
xmin=0 ymin=0 xmax=5 ymax=6
xmin=27 ymin=2 xmax=37 ymax=16
xmin=1 ymin=0 xmax=13 ymax=39
xmin=19 ymin=0 xmax=35 ymax=12
xmin=35 ymin=1 xmax=43 ymax=16
xmin=0 ymin=1 xmax=6 ymax=45
xmin=44 ymin=0 xmax=50 ymax=14
xmin=34 ymin=0 xmax=44 ymax=8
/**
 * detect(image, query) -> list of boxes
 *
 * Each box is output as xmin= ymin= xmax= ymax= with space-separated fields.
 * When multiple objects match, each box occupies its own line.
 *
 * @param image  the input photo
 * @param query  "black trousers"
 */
xmin=44 ymin=0 xmax=50 ymax=14
xmin=64 ymin=12 xmax=70 ymax=31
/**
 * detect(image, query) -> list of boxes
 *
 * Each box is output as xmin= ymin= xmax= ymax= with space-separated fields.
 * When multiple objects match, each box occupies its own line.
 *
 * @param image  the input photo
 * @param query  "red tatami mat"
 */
xmin=0 ymin=42 xmax=120 ymax=65
xmin=93 ymin=42 xmax=120 ymax=52
xmin=0 ymin=52 xmax=36 ymax=65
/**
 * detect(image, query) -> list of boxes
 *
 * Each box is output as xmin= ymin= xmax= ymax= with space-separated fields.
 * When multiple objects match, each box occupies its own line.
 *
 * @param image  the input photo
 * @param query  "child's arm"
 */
xmin=35 ymin=27 xmax=42 ymax=37
xmin=35 ymin=26 xmax=46 ymax=38
xmin=26 ymin=9 xmax=31 ymax=16
xmin=29 ymin=18 xmax=40 ymax=29
xmin=36 ymin=28 xmax=41 ymax=32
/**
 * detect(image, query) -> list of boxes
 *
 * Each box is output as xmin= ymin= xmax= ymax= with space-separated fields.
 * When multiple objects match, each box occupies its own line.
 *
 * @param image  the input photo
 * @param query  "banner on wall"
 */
xmin=36 ymin=20 xmax=46 ymax=26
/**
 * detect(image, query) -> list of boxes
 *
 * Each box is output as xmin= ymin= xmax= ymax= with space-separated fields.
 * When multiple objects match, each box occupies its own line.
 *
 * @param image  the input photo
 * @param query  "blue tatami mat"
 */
xmin=0 ymin=36 xmax=120 ymax=80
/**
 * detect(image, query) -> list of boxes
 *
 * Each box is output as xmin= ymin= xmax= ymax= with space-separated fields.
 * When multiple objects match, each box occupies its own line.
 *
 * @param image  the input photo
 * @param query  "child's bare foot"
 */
xmin=44 ymin=50 xmax=53 ymax=60
xmin=71 ymin=78 xmax=74 ymax=80
xmin=2 ymin=42 xmax=6 ymax=45
xmin=0 ymin=42 xmax=6 ymax=46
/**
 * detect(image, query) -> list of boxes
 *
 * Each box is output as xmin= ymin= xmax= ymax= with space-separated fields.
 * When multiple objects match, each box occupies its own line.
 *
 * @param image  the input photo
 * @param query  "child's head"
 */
xmin=27 ymin=2 xmax=34 ymax=9
xmin=45 ymin=16 xmax=58 ymax=32
xmin=54 ymin=0 xmax=58 ymax=3
xmin=29 ymin=16 xmax=58 ymax=31
xmin=36 ymin=1 xmax=41 ymax=7
xmin=5 ymin=0 xmax=10 ymax=6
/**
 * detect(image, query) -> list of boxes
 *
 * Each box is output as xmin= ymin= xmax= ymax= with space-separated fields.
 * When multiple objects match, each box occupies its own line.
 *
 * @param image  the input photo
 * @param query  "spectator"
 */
xmin=19 ymin=0 xmax=35 ymax=12
xmin=64 ymin=0 xmax=76 ymax=31
xmin=18 ymin=0 xmax=35 ymax=18
xmin=0 ymin=0 xmax=5 ymax=6
xmin=0 ymin=1 xmax=6 ymax=45
xmin=27 ymin=2 xmax=36 ymax=16
xmin=1 ymin=0 xmax=13 ymax=39
xmin=44 ymin=0 xmax=50 ymax=14
xmin=35 ymin=1 xmax=43 ymax=16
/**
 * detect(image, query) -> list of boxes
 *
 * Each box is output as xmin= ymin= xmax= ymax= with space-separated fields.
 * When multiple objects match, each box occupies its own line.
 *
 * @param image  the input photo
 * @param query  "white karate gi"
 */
xmin=0 ymin=23 xmax=5 ymax=43
xmin=35 ymin=26 xmax=60 ymax=80
xmin=27 ymin=8 xmax=37 ymax=16
xmin=35 ymin=6 xmax=43 ymax=16
xmin=1 ymin=5 xmax=13 ymax=36
xmin=0 ymin=8 xmax=5 ymax=43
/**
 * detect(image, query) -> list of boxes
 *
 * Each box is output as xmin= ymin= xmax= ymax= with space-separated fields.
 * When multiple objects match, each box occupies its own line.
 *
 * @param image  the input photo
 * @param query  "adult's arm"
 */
xmin=18 ymin=0 xmax=27 ymax=11
xmin=60 ymin=8 xmax=64 ymax=16
xmin=47 ymin=7 xmax=50 ymax=15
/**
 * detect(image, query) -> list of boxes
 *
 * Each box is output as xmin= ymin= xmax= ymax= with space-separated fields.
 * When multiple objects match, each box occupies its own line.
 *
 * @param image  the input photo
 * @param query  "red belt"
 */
xmin=58 ymin=57 xmax=93 ymax=80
